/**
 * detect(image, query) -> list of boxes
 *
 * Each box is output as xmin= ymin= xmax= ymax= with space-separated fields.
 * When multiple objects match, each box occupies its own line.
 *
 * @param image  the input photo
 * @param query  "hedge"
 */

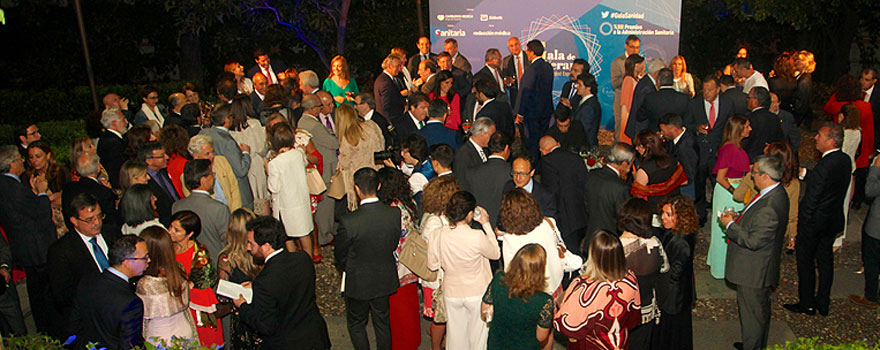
xmin=768 ymin=337 xmax=880 ymax=350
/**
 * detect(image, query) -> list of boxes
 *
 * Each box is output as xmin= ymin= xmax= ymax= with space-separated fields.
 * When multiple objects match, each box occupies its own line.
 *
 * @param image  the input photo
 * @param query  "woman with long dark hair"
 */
xmin=618 ymin=54 xmax=644 ymax=144
xmin=159 ymin=125 xmax=191 ymax=198
xmin=119 ymin=184 xmax=163 ymax=235
xmin=429 ymin=70 xmax=462 ymax=130
xmin=632 ymin=131 xmax=686 ymax=210
xmin=22 ymin=140 xmax=71 ymax=236
xmin=656 ymin=195 xmax=699 ymax=350
xmin=229 ymin=95 xmax=269 ymax=214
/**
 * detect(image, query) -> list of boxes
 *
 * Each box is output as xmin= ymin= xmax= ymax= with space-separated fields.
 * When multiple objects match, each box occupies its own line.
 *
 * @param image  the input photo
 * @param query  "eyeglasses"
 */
xmin=126 ymin=254 xmax=150 ymax=261
xmin=147 ymin=95 xmax=159 ymax=100
xmin=511 ymin=171 xmax=531 ymax=176
xmin=75 ymin=213 xmax=105 ymax=224
xmin=750 ymin=170 xmax=765 ymax=176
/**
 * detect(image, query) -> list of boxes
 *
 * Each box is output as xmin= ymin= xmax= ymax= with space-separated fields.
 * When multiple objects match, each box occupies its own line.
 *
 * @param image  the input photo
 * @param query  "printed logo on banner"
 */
xmin=437 ymin=15 xmax=445 ymax=21
xmin=435 ymin=29 xmax=466 ymax=37
xmin=601 ymin=11 xmax=609 ymax=18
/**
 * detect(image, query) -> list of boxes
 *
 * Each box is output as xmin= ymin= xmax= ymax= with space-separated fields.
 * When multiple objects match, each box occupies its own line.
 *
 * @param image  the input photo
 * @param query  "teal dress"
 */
xmin=706 ymin=143 xmax=750 ymax=279
xmin=322 ymin=77 xmax=359 ymax=106
xmin=482 ymin=271 xmax=554 ymax=350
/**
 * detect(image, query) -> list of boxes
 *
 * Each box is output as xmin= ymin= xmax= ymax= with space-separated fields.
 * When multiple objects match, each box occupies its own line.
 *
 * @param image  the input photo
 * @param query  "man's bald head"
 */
xmin=315 ymin=90 xmax=334 ymax=114
xmin=301 ymin=94 xmax=322 ymax=112
xmin=539 ymin=135 xmax=560 ymax=155
xmin=253 ymin=73 xmax=268 ymax=95
xmin=102 ymin=93 xmax=123 ymax=109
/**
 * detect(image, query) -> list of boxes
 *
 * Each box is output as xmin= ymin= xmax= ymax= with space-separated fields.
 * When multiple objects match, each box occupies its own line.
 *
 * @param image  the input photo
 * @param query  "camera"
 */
xmin=374 ymin=146 xmax=401 ymax=164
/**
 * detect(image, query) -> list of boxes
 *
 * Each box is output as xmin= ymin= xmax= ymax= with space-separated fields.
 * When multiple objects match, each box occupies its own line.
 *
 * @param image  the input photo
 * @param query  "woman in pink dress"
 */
xmin=619 ymin=54 xmax=644 ymax=144
xmin=429 ymin=70 xmax=462 ymax=131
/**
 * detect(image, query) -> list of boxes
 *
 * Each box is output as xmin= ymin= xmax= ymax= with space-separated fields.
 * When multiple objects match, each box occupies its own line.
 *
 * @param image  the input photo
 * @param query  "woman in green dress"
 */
xmin=481 ymin=243 xmax=554 ymax=350
xmin=322 ymin=55 xmax=359 ymax=106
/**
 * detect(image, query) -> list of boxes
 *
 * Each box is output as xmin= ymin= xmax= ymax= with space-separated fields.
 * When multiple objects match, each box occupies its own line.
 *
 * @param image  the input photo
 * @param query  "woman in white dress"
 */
xmin=228 ymin=95 xmax=269 ymax=215
xmin=136 ymin=226 xmax=198 ymax=345
xmin=670 ymin=55 xmax=695 ymax=97
xmin=119 ymin=184 xmax=164 ymax=235
xmin=266 ymin=122 xmax=314 ymax=255
xmin=836 ymin=104 xmax=862 ymax=248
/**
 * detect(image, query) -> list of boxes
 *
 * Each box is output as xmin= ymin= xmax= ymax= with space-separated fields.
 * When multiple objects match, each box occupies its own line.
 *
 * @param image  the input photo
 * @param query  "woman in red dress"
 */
xmin=824 ymin=75 xmax=875 ymax=209
xmin=159 ymin=125 xmax=192 ymax=199
xmin=428 ymin=70 xmax=462 ymax=131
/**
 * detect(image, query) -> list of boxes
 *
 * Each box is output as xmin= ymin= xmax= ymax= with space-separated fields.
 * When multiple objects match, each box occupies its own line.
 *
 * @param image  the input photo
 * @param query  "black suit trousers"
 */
xmin=694 ymin=138 xmax=716 ymax=221
xmin=795 ymin=231 xmax=836 ymax=311
xmin=736 ymin=285 xmax=771 ymax=350
xmin=862 ymin=229 xmax=880 ymax=302
xmin=345 ymin=295 xmax=391 ymax=350
xmin=0 ymin=281 xmax=26 ymax=336
xmin=24 ymin=265 xmax=53 ymax=334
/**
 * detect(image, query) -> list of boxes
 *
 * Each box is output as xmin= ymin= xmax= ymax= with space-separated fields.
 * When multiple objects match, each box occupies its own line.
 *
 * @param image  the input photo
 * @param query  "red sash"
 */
xmin=630 ymin=163 xmax=688 ymax=199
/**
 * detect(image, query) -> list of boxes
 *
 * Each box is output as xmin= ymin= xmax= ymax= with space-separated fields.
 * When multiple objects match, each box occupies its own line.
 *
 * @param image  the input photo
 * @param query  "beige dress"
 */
xmin=136 ymin=275 xmax=199 ymax=345
xmin=337 ymin=120 xmax=385 ymax=210
xmin=229 ymin=118 xmax=269 ymax=215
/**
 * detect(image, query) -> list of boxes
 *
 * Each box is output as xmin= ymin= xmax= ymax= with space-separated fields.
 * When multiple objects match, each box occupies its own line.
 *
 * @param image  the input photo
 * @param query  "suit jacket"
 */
xmin=474 ymin=66 xmax=504 ymax=92
xmin=725 ymin=185 xmax=789 ymax=288
xmin=97 ymin=130 xmax=126 ymax=189
xmin=557 ymin=80 xmax=583 ymax=110
xmin=722 ymin=87 xmax=749 ymax=116
xmin=147 ymin=175 xmax=175 ymax=227
xmin=71 ymin=270 xmax=144 ymax=350
xmin=419 ymin=121 xmax=461 ymax=149
xmin=514 ymin=58 xmax=554 ymax=122
xmin=502 ymin=51 xmax=531 ymax=107
xmin=864 ymin=166 xmax=880 ymax=239
xmin=684 ymin=94 xmax=734 ymax=158
xmin=467 ymin=157 xmax=512 ymax=227
xmin=62 ymin=178 xmax=121 ymax=234
xmin=453 ymin=139 xmax=486 ymax=190
xmin=392 ymin=112 xmax=421 ymax=144
xmin=544 ymin=122 xmax=587 ymax=153
xmin=335 ymin=202 xmax=401 ymax=300
xmin=452 ymin=53 xmax=472 ymax=73
xmin=450 ymin=67 xmax=473 ymax=111
xmin=572 ymin=96 xmax=602 ymax=147
xmin=418 ymin=74 xmax=439 ymax=95
xmin=584 ymin=166 xmax=631 ymax=238
xmin=871 ymin=84 xmax=880 ymax=150
xmin=539 ymin=148 xmax=588 ymax=234
xmin=238 ymin=251 xmax=331 ymax=350
xmin=367 ymin=110 xmax=398 ymax=148
xmin=477 ymin=99 xmax=516 ymax=137
xmin=625 ymin=76 xmax=659 ymax=139
xmin=374 ymin=72 xmax=406 ymax=121
xmin=637 ymin=87 xmax=690 ymax=132
xmin=666 ymin=130 xmax=699 ymax=186
xmin=172 ymin=192 xmax=230 ymax=263
xmin=200 ymin=127 xmax=254 ymax=209
xmin=47 ymin=231 xmax=119 ymax=337
xmin=298 ymin=114 xmax=340 ymax=184
xmin=407 ymin=52 xmax=438 ymax=77
xmin=503 ymin=180 xmax=557 ymax=219
xmin=777 ymin=109 xmax=801 ymax=151
xmin=743 ymin=108 xmax=784 ymax=160
xmin=798 ymin=150 xmax=852 ymax=237
xmin=181 ymin=155 xmax=243 ymax=212
xmin=250 ymin=91 xmax=264 ymax=115
xmin=247 ymin=61 xmax=287 ymax=81
xmin=0 ymin=174 xmax=56 ymax=267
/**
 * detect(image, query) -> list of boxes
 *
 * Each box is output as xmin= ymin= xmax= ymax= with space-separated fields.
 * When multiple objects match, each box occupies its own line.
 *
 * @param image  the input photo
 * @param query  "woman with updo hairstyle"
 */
xmin=419 ymin=175 xmax=460 ymax=349
xmin=119 ymin=183 xmax=163 ymax=235
xmin=554 ymin=230 xmax=641 ymax=349
xmin=618 ymin=53 xmax=644 ymax=144
xmin=617 ymin=197 xmax=668 ymax=350
xmin=481 ymin=243 xmax=554 ymax=350
xmin=656 ymin=194 xmax=698 ymax=350
xmin=793 ymin=50 xmax=816 ymax=124
xmin=159 ymin=124 xmax=191 ymax=198
xmin=224 ymin=61 xmax=254 ymax=95
xmin=266 ymin=121 xmax=314 ymax=255
xmin=136 ymin=225 xmax=198 ymax=344
xmin=824 ymin=75 xmax=874 ymax=210
xmin=427 ymin=191 xmax=499 ymax=350
xmin=632 ymin=131 xmax=685 ymax=211
xmin=69 ymin=136 xmax=111 ymax=187
xmin=498 ymin=188 xmax=564 ymax=297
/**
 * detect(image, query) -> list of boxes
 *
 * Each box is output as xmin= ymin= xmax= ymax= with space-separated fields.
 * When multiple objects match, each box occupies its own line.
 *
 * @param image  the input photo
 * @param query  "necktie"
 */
xmin=418 ymin=120 xmax=425 ymax=129
xmin=158 ymin=170 xmax=179 ymax=201
xmin=516 ymin=56 xmax=523 ymax=82
xmin=569 ymin=84 xmax=577 ymax=100
xmin=708 ymin=101 xmax=716 ymax=129
xmin=478 ymin=147 xmax=487 ymax=162
xmin=265 ymin=68 xmax=273 ymax=84
xmin=492 ymin=68 xmax=504 ymax=92
xmin=736 ymin=192 xmax=762 ymax=223
xmin=324 ymin=115 xmax=334 ymax=131
xmin=89 ymin=237 xmax=110 ymax=272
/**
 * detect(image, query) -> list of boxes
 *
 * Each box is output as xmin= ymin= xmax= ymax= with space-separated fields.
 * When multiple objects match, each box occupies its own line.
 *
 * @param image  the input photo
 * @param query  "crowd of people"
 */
xmin=0 ymin=32 xmax=878 ymax=350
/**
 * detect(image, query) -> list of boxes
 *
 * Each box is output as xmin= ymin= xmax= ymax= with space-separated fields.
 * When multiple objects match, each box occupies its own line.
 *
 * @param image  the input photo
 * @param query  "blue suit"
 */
xmin=419 ymin=121 xmax=461 ymax=149
xmin=514 ymin=57 xmax=554 ymax=159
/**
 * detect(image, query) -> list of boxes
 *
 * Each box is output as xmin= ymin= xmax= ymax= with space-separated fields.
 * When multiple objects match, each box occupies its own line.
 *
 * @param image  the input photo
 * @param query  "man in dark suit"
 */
xmin=138 ymin=142 xmax=178 ymax=226
xmin=514 ymin=40 xmax=555 ymax=160
xmin=235 ymin=216 xmax=331 ymax=349
xmin=413 ymin=59 xmax=439 ymax=95
xmin=247 ymin=48 xmax=287 ymax=83
xmin=173 ymin=159 xmax=231 ymax=263
xmin=785 ymin=123 xmax=852 ymax=317
xmin=392 ymin=92 xmax=430 ymax=144
xmin=250 ymin=73 xmax=268 ymax=114
xmin=685 ymin=75 xmax=734 ymax=222
xmin=454 ymin=117 xmax=495 ymax=190
xmin=0 ymin=146 xmax=57 ymax=334
xmin=62 ymin=152 xmax=121 ymax=237
xmin=475 ymin=79 xmax=515 ymax=137
xmin=335 ymin=168 xmax=400 ymax=350
xmin=70 ymin=235 xmax=147 ymax=350
xmin=467 ymin=133 xmax=512 ymax=227
xmin=584 ymin=143 xmax=633 ymax=240
xmin=659 ymin=113 xmax=699 ymax=199
xmin=545 ymin=110 xmax=587 ymax=152
xmin=720 ymin=74 xmax=749 ymax=115
xmin=502 ymin=37 xmax=530 ymax=108
xmin=0 ymin=224 xmax=25 ymax=336
xmin=563 ymin=73 xmax=601 ymax=147
xmin=444 ymin=38 xmax=472 ymax=73
xmin=12 ymin=124 xmax=40 ymax=161
xmin=354 ymin=92 xmax=398 ymax=148
xmin=374 ymin=53 xmax=407 ymax=122
xmin=407 ymin=36 xmax=438 ymax=76
xmin=637 ymin=68 xmax=689 ymax=133
xmin=504 ymin=157 xmax=557 ymax=219
xmin=48 ymin=193 xmax=119 ymax=339
xmin=625 ymin=58 xmax=664 ymax=140
xmin=420 ymin=100 xmax=462 ymax=149
xmin=720 ymin=155 xmax=789 ymax=350
xmin=97 ymin=108 xmax=130 ymax=188
xmin=859 ymin=68 xmax=879 ymax=149
xmin=743 ymin=87 xmax=785 ymax=161
xmin=474 ymin=49 xmax=507 ymax=99
xmin=437 ymin=52 xmax=473 ymax=111
xmin=557 ymin=58 xmax=589 ymax=110
xmin=539 ymin=136 xmax=588 ymax=256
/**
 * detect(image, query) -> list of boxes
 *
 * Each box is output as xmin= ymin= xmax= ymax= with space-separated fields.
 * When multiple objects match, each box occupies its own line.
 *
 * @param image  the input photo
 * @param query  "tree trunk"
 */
xmin=807 ymin=7 xmax=858 ymax=83
xmin=336 ymin=0 xmax=351 ymax=56
xmin=180 ymin=32 xmax=204 ymax=86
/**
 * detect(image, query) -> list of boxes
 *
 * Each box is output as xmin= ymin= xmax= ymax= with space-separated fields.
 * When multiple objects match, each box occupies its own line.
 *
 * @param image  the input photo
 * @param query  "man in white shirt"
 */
xmin=316 ymin=91 xmax=337 ymax=133
xmin=733 ymin=58 xmax=768 ymax=94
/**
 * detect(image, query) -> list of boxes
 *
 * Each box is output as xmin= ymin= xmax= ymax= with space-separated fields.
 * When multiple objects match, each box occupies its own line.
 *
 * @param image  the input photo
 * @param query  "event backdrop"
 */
xmin=429 ymin=0 xmax=682 ymax=129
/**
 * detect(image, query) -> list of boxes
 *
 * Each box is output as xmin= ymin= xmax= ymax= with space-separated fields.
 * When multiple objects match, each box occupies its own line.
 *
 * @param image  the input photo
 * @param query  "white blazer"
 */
xmin=267 ymin=149 xmax=314 ymax=237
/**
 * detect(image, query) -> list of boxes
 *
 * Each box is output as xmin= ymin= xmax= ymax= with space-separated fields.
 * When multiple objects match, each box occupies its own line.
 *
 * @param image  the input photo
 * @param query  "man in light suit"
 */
xmin=374 ymin=53 xmax=407 ymax=121
xmin=784 ymin=123 xmax=852 ymax=317
xmin=454 ymin=117 xmax=495 ymax=190
xmin=514 ymin=40 xmax=555 ymax=161
xmin=413 ymin=59 xmax=439 ymax=95
xmin=720 ymin=155 xmax=789 ymax=350
xmin=502 ymin=37 xmax=530 ymax=108
xmin=407 ymin=36 xmax=438 ymax=77
xmin=298 ymin=94 xmax=340 ymax=241
xmin=444 ymin=38 xmax=472 ymax=73
xmin=97 ymin=108 xmax=129 ymax=189
xmin=335 ymin=168 xmax=400 ymax=350
xmin=172 ymin=159 xmax=230 ymax=263
xmin=187 ymin=134 xmax=243 ymax=212
xmin=200 ymin=104 xmax=254 ymax=209
xmin=625 ymin=58 xmax=665 ymax=140
xmin=611 ymin=35 xmax=641 ymax=136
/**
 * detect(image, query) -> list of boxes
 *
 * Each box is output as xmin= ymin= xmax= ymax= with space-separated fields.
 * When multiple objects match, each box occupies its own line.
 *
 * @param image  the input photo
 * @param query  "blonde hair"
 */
xmin=797 ymin=50 xmax=816 ymax=74
xmin=328 ymin=55 xmax=351 ymax=80
xmin=335 ymin=104 xmax=364 ymax=146
xmin=670 ymin=55 xmax=688 ymax=76
xmin=119 ymin=160 xmax=148 ymax=192
xmin=581 ymin=230 xmax=627 ymax=282
xmin=220 ymin=208 xmax=260 ymax=279
xmin=503 ymin=244 xmax=547 ymax=299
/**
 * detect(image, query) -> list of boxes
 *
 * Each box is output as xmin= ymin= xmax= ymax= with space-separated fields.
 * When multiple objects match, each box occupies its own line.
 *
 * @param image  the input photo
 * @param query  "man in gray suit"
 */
xmin=298 ymin=94 xmax=340 ymax=242
xmin=720 ymin=155 xmax=789 ymax=350
xmin=199 ymin=104 xmax=254 ymax=209
xmin=611 ymin=35 xmax=640 ymax=137
xmin=172 ymin=159 xmax=230 ymax=263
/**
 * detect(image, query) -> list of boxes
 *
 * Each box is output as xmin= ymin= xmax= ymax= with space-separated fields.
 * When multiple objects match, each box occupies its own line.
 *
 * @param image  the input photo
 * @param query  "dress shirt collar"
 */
xmin=426 ymin=120 xmax=443 ymax=125
xmin=255 ymin=90 xmax=265 ymax=101
xmin=648 ymin=74 xmax=657 ymax=87
xmin=759 ymin=182 xmax=780 ymax=197
xmin=437 ymin=170 xmax=453 ymax=176
xmin=264 ymin=249 xmax=283 ymax=264
xmin=359 ymin=197 xmax=380 ymax=205
xmin=865 ymin=85 xmax=875 ymax=102
xmin=409 ymin=112 xmax=423 ymax=130
xmin=673 ymin=127 xmax=686 ymax=145
xmin=192 ymin=189 xmax=211 ymax=196
xmin=606 ymin=164 xmax=622 ymax=178
xmin=363 ymin=109 xmax=374 ymax=121
xmin=469 ymin=138 xmax=485 ymax=156
xmin=107 ymin=267 xmax=129 ymax=282
xmin=108 ymin=128 xmax=124 ymax=139
xmin=488 ymin=155 xmax=505 ymax=160
xmin=383 ymin=70 xmax=396 ymax=79
xmin=3 ymin=173 xmax=20 ymax=182
xmin=523 ymin=179 xmax=534 ymax=193
xmin=482 ymin=98 xmax=495 ymax=106
xmin=216 ymin=126 xmax=229 ymax=133
xmin=822 ymin=148 xmax=841 ymax=158
xmin=530 ymin=56 xmax=540 ymax=64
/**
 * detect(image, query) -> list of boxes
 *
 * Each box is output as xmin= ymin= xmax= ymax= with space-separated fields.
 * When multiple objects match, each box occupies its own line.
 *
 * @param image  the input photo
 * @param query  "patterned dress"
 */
xmin=176 ymin=241 xmax=224 ymax=347
xmin=553 ymin=272 xmax=641 ymax=350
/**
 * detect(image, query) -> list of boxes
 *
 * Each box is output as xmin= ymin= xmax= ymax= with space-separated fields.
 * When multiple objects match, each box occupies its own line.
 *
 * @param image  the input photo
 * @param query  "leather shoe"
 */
xmin=849 ymin=294 xmax=879 ymax=309
xmin=733 ymin=342 xmax=744 ymax=350
xmin=782 ymin=303 xmax=816 ymax=315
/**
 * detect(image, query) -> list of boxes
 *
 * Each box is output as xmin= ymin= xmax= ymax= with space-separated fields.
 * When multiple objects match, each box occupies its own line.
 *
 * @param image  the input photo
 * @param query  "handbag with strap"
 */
xmin=543 ymin=217 xmax=584 ymax=273
xmin=399 ymin=230 xmax=438 ymax=282
xmin=305 ymin=167 xmax=327 ymax=195
xmin=327 ymin=168 xmax=346 ymax=200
